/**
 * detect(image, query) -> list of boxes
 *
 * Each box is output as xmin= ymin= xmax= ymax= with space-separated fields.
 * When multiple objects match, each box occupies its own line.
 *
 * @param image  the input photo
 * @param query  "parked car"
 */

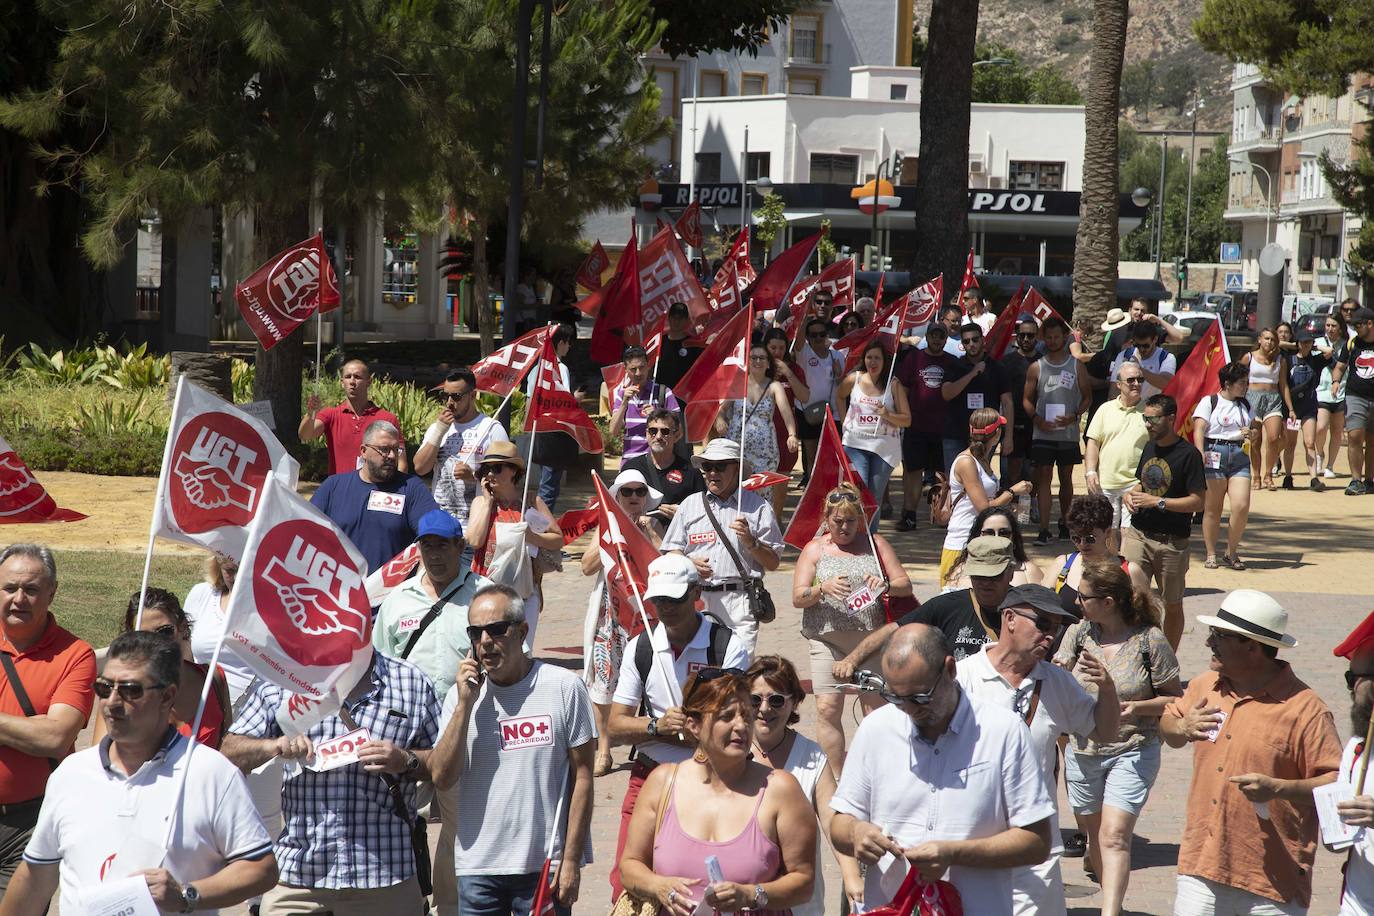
xmin=1164 ymin=311 xmax=1224 ymax=337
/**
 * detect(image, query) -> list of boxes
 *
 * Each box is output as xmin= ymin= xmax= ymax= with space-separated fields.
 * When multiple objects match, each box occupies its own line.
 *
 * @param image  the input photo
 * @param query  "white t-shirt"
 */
xmin=441 ymin=661 xmax=596 ymax=875
xmin=611 ymin=615 xmax=751 ymax=763
xmin=1109 ymin=346 xmax=1178 ymax=401
xmin=1339 ymin=736 xmax=1374 ymax=915
xmin=969 ymin=311 xmax=997 ymax=335
xmin=1191 ymin=394 xmax=1251 ymax=442
xmin=184 ymin=582 xmax=259 ymax=702
xmin=830 ymin=695 xmax=1055 ymax=915
xmin=798 ymin=345 xmax=844 ymax=406
xmin=431 ymin=414 xmax=510 ymax=524
xmin=24 ymin=731 xmax=272 ymax=915
xmin=783 ymin=733 xmax=829 ymax=916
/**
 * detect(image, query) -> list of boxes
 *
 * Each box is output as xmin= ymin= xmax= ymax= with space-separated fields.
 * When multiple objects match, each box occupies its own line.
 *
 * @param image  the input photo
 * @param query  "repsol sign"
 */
xmin=969 ymin=192 xmax=1049 ymax=213
xmin=666 ymin=184 xmax=743 ymax=208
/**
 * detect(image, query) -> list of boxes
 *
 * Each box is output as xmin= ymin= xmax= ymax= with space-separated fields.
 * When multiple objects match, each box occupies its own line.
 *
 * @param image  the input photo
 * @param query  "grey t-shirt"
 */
xmin=441 ymin=661 xmax=597 ymax=874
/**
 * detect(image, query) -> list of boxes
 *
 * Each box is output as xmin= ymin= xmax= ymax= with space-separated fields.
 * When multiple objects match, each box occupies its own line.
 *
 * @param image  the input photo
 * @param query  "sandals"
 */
xmin=594 ymin=753 xmax=614 ymax=777
xmin=1205 ymin=556 xmax=1220 ymax=569
xmin=1263 ymin=477 xmax=1276 ymax=491
xmin=1226 ymin=554 xmax=1246 ymax=571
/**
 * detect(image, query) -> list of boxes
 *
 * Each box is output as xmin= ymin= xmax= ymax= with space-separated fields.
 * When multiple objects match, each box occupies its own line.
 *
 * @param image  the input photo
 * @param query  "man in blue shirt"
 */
xmin=311 ymin=420 xmax=439 ymax=572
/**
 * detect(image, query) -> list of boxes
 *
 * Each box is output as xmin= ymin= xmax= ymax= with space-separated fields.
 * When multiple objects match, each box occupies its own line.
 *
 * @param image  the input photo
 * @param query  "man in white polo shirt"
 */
xmin=605 ymin=554 xmax=750 ymax=898
xmin=0 ymin=631 xmax=275 ymax=916
xmin=830 ymin=623 xmax=1054 ymax=916
xmin=956 ymin=584 xmax=1119 ymax=916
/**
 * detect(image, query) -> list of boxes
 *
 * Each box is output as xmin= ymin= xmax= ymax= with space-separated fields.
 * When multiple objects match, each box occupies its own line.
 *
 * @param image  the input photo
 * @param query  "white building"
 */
xmin=1225 ymin=62 xmax=1371 ymax=302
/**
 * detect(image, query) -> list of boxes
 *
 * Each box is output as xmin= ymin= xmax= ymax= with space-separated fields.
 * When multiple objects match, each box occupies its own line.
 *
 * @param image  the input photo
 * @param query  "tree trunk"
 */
xmin=910 ymin=0 xmax=979 ymax=294
xmin=473 ymin=211 xmax=496 ymax=355
xmin=251 ymin=207 xmax=310 ymax=447
xmin=1071 ymin=0 xmax=1129 ymax=335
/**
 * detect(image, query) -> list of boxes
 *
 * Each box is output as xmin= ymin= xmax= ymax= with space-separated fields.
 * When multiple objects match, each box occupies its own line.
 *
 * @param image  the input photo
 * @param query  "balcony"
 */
xmin=1231 ymin=62 xmax=1271 ymax=91
xmin=1224 ymin=193 xmax=1275 ymax=221
xmin=1230 ymin=126 xmax=1282 ymax=154
xmin=785 ymin=43 xmax=831 ymax=67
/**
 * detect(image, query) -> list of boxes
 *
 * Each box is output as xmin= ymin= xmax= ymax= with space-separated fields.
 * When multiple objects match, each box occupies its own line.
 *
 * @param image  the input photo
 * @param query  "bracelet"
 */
xmin=1085 ymin=470 xmax=1099 ymax=477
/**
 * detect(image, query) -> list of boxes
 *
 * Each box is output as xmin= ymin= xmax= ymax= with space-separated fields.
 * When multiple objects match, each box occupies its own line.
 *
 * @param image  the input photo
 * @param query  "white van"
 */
xmin=1282 ymin=294 xmax=1335 ymax=323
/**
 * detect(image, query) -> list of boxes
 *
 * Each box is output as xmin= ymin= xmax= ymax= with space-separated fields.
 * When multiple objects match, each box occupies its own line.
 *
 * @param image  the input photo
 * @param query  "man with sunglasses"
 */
xmin=962 ymin=288 xmax=996 ymax=335
xmin=430 ymin=585 xmax=596 ymax=916
xmin=1085 ymin=361 xmax=1150 ymax=531
xmin=414 ymin=366 xmax=510 ymax=531
xmin=661 ymin=438 xmax=784 ymax=655
xmin=622 ymin=407 xmax=705 ymax=526
xmin=1109 ymin=320 xmax=1177 ymax=402
xmin=1000 ymin=317 xmax=1043 ymax=489
xmin=831 ymin=623 xmax=1055 ymax=916
xmin=1121 ymin=395 xmax=1205 ymax=650
xmin=797 ymin=318 xmax=846 ymax=483
xmin=0 ymin=545 xmax=95 ymax=896
xmin=1161 ymin=590 xmax=1340 ymax=916
xmin=956 ymin=583 xmax=1118 ymax=915
xmin=605 ymin=554 xmax=749 ymax=898
xmin=941 ymin=323 xmax=1014 ymax=471
xmin=301 ymin=358 xmax=409 ymax=475
xmin=2 ymin=631 xmax=276 ymax=916
xmin=1328 ymin=610 xmax=1374 ymax=914
xmin=311 ymin=419 xmax=440 ymax=573
xmin=1025 ymin=317 xmax=1093 ymax=546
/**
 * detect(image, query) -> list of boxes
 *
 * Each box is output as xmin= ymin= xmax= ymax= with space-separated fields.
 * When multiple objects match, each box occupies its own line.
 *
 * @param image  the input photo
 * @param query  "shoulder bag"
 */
xmin=701 ymin=497 xmax=776 ymax=623
xmin=0 ymin=651 xmax=59 ymax=771
xmin=607 ymin=764 xmax=680 ymax=916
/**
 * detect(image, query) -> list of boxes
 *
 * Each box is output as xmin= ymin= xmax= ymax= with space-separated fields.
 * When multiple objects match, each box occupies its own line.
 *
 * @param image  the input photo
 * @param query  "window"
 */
xmin=810 ymin=153 xmax=859 ymax=184
xmin=746 ymin=152 xmax=771 ymax=182
xmin=790 ymin=15 xmax=820 ymax=62
xmin=695 ymin=152 xmax=722 ymax=184
xmin=741 ymin=72 xmax=767 ymax=95
xmin=890 ymin=84 xmax=908 ymax=101
xmin=1008 ymin=161 xmax=1065 ymax=190
xmin=788 ymin=76 xmax=820 ymax=95
xmin=699 ymin=70 xmax=726 ymax=97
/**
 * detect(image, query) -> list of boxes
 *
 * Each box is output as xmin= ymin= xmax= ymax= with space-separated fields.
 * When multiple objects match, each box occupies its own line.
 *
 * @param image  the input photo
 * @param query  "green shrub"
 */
xmin=231 ymin=359 xmax=254 ymax=403
xmin=6 ymin=427 xmax=166 ymax=476
xmin=99 ymin=343 xmax=171 ymax=390
xmin=370 ymin=378 xmax=437 ymax=445
xmin=72 ymin=392 xmax=168 ymax=437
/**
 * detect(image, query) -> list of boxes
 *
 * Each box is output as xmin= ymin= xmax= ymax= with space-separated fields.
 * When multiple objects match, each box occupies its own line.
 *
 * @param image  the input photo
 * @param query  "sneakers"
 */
xmin=897 ymin=511 xmax=919 ymax=532
xmin=1034 ymin=529 xmax=1052 ymax=546
xmin=1057 ymin=522 xmax=1071 ymax=540
xmin=1324 ymin=468 xmax=1338 ymax=479
xmin=1063 ymin=832 xmax=1088 ymax=859
xmin=1346 ymin=480 xmax=1368 ymax=496
xmin=1311 ymin=476 xmax=1326 ymax=492
xmin=1282 ymin=474 xmax=1294 ymax=490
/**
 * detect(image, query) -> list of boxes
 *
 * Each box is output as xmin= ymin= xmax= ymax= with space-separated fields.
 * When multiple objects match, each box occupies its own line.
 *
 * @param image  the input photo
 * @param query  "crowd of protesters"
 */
xmin=3 ymin=288 xmax=1374 ymax=916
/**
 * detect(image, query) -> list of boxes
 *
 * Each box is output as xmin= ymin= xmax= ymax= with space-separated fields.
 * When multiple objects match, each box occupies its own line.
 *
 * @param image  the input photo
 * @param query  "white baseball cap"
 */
xmin=643 ymin=553 xmax=700 ymax=601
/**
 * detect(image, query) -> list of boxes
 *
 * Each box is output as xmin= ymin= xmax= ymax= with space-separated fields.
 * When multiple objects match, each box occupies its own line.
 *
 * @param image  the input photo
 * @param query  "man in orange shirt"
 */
xmin=1161 ymin=589 xmax=1340 ymax=915
xmin=0 ymin=544 xmax=96 ymax=893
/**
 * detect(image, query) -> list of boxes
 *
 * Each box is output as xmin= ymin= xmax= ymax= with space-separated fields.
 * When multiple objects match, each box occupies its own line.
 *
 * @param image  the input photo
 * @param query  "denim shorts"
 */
xmin=1064 ymin=740 xmax=1162 ymax=817
xmin=1202 ymin=440 xmax=1250 ymax=480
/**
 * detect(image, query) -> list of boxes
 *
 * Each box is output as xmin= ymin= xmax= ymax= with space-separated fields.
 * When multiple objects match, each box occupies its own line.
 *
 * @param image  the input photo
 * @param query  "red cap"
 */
xmin=1334 ymin=610 xmax=1374 ymax=659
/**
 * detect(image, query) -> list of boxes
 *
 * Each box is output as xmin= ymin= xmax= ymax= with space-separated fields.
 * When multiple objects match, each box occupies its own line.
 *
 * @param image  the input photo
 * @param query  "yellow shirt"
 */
xmin=1085 ymin=398 xmax=1148 ymax=490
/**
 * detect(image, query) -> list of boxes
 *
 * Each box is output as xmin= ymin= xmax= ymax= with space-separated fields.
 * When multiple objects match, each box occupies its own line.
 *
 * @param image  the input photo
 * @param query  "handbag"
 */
xmin=701 ymin=497 xmax=776 ymax=623
xmin=488 ymin=521 xmax=535 ymax=598
xmin=927 ymin=473 xmax=964 ymax=529
xmin=865 ymin=865 xmax=964 ymax=916
xmin=874 ymin=544 xmax=918 ymax=623
xmin=608 ymin=765 xmax=680 ymax=916
xmin=802 ymin=400 xmax=829 ymax=427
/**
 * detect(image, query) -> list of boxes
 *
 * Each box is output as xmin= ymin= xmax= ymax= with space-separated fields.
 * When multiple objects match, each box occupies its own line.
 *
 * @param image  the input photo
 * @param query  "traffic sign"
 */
xmin=1220 ymin=243 xmax=1241 ymax=263
xmin=1224 ymin=272 xmax=1244 ymax=293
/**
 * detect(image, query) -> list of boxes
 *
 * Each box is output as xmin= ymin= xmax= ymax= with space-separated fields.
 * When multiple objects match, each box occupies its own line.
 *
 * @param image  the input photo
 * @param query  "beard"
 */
xmin=1352 ymin=696 xmax=1373 ymax=740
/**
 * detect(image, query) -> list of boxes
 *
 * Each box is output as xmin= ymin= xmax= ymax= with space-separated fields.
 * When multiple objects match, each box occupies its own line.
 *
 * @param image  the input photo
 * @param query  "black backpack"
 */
xmin=634 ymin=616 xmax=734 ymax=717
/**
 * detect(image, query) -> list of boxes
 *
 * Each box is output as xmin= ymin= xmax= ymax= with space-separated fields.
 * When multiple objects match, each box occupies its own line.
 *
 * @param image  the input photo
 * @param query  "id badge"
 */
xmin=966 ymin=392 xmax=985 ymax=410
xmin=1203 ymin=451 xmax=1221 ymax=470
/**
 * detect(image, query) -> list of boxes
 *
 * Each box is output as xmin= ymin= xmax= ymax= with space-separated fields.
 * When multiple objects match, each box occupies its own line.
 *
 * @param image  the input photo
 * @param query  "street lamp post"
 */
xmin=1229 ymin=155 xmax=1274 ymax=245
xmin=1184 ymin=91 xmax=1203 ymax=263
xmin=1153 ymin=136 xmax=1168 ymax=281
xmin=871 ymin=156 xmax=892 ymax=267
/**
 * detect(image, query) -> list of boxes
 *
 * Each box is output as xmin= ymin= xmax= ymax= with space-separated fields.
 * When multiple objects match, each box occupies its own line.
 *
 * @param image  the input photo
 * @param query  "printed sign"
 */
xmin=308 ymin=727 xmax=371 ymax=772
xmin=844 ymin=585 xmax=877 ymax=615
xmin=499 ymin=714 xmax=555 ymax=750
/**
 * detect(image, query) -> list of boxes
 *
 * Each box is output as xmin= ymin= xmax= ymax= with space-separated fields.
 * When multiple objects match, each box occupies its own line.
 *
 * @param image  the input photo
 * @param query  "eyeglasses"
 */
xmin=699 ymin=461 xmax=732 ymax=473
xmin=619 ymin=486 xmax=648 ymax=497
xmin=1141 ymin=414 xmax=1169 ymax=425
xmin=1013 ymin=610 xmax=1061 ymax=634
xmin=364 ymin=444 xmax=401 ymax=457
xmin=1076 ymin=591 xmax=1103 ymax=603
xmin=646 ymin=427 xmax=675 ymax=438
xmin=93 ymin=677 xmax=166 ymax=701
xmin=980 ymin=526 xmax=1012 ymax=537
xmin=878 ymin=672 xmax=944 ymax=707
xmin=466 ymin=620 xmax=518 ymax=642
xmin=960 ymin=337 xmax=981 ymax=346
xmin=1207 ymin=627 xmax=1248 ymax=644
xmin=1346 ymin=671 xmax=1374 ymax=691
xmin=750 ymin=693 xmax=789 ymax=710
xmin=750 ymin=355 xmax=769 ymax=362
xmin=1069 ymin=532 xmax=1097 ymax=547
xmin=1012 ymin=683 xmax=1039 ymax=718
xmin=686 ymin=666 xmax=746 ymax=700
xmin=1015 ymin=332 xmax=1038 ymax=339
xmin=1119 ymin=377 xmax=1144 ymax=386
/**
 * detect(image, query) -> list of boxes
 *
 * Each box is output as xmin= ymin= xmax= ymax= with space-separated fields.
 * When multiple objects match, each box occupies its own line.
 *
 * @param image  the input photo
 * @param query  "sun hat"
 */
xmin=962 ymin=536 xmax=1015 ymax=578
xmin=643 ymin=553 xmax=700 ymax=601
xmin=999 ymin=582 xmax=1078 ymax=619
xmin=609 ymin=469 xmax=663 ymax=510
xmin=1196 ymin=589 xmax=1298 ymax=649
xmin=477 ymin=440 xmax=526 ymax=472
xmin=691 ymin=438 xmax=750 ymax=473
xmin=1101 ymin=308 xmax=1131 ymax=332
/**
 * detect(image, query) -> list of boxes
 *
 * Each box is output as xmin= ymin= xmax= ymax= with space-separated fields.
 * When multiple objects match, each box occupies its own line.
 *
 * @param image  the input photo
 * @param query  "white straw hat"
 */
xmin=609 ymin=469 xmax=663 ymax=511
xmin=1196 ymin=589 xmax=1297 ymax=649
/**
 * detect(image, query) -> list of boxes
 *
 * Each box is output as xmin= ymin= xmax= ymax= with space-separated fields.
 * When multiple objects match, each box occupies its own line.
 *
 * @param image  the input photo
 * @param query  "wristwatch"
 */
xmin=646 ymin=717 xmax=659 ymax=738
xmin=180 ymin=883 xmax=200 ymax=913
xmin=753 ymin=884 xmax=769 ymax=909
xmin=1156 ymin=498 xmax=1167 ymax=510
xmin=403 ymin=750 xmax=419 ymax=774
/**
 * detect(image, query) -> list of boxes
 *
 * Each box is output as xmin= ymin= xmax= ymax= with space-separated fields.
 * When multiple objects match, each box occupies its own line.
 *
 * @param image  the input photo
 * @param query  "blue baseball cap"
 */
xmin=417 ymin=509 xmax=462 ymax=540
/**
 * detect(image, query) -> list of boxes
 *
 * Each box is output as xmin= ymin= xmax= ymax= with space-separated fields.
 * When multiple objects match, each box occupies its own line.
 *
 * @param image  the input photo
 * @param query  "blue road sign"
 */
xmin=1220 ymin=243 xmax=1241 ymax=263
xmin=1224 ymin=272 xmax=1244 ymax=293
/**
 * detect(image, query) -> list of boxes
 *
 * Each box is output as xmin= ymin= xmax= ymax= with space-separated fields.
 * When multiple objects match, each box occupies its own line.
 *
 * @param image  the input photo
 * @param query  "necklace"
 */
xmin=753 ymin=727 xmax=790 ymax=760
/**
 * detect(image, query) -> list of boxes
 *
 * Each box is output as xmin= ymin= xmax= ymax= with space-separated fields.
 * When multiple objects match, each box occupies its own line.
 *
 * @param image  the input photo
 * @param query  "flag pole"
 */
xmin=520 ymin=415 xmax=538 ymax=514
xmin=530 ymin=769 xmax=572 ymax=916
xmin=135 ymin=375 xmax=184 ymax=629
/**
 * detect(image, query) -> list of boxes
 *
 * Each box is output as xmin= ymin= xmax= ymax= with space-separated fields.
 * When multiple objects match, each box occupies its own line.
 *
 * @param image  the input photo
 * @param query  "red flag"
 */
xmin=836 ymin=295 xmax=909 ymax=375
xmin=364 ymin=542 xmax=422 ymax=606
xmin=783 ymin=407 xmax=877 ymax=549
xmin=706 ymin=254 xmax=743 ymax=318
xmin=527 ymin=336 xmax=604 ymax=454
xmin=873 ymin=272 xmax=885 ymax=311
xmin=530 ymin=858 xmax=557 ymax=916
xmin=575 ymin=242 xmax=609 ymax=291
xmin=986 ymin=287 xmax=1065 ymax=360
xmin=673 ymin=307 xmax=752 ymax=442
xmin=1163 ymin=318 xmax=1232 ymax=435
xmin=958 ymin=249 xmax=979 ymax=301
xmin=744 ymin=470 xmax=789 ymax=491
xmin=0 ymin=434 xmax=86 ymax=524
xmin=470 ymin=325 xmax=553 ymax=396
xmin=557 ymin=498 xmax=601 ymax=545
xmin=589 ymin=234 xmax=640 ymax=364
xmin=674 ymin=201 xmax=703 ymax=249
xmin=746 ymin=233 xmax=823 ymax=315
xmin=592 ymin=473 xmax=661 ymax=635
xmin=898 ymin=274 xmax=944 ymax=334
xmin=716 ymin=229 xmax=757 ymax=294
xmin=630 ymin=226 xmax=713 ymax=346
xmin=235 ymin=233 xmax=340 ymax=350
xmin=781 ymin=258 xmax=857 ymax=345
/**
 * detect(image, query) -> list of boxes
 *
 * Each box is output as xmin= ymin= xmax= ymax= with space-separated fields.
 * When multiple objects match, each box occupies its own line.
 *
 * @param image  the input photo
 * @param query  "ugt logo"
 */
xmin=254 ymin=522 xmax=370 ymax=666
xmin=266 ymin=244 xmax=325 ymax=320
xmin=169 ymin=414 xmax=270 ymax=532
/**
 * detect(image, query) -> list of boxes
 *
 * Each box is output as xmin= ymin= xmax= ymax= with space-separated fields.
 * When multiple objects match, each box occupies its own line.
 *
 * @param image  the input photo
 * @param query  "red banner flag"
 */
xmin=364 ymin=542 xmax=422 ymax=606
xmin=1163 ymin=318 xmax=1232 ymax=435
xmin=0 ymin=434 xmax=86 ymax=524
xmin=706 ymin=253 xmax=743 ymax=318
xmin=235 ymin=233 xmax=340 ymax=351
xmin=836 ymin=295 xmax=909 ymax=375
xmin=592 ymin=473 xmax=661 ymax=636
xmin=575 ymin=241 xmax=610 ymax=291
xmin=528 ymin=336 xmax=604 ymax=454
xmin=673 ymin=307 xmax=752 ymax=442
xmin=589 ymin=234 xmax=641 ymax=364
xmin=557 ymin=498 xmax=601 ymax=545
xmin=674 ymin=201 xmax=703 ymax=249
xmin=743 ymin=470 xmax=789 ymax=492
xmin=630 ymin=226 xmax=713 ymax=346
xmin=898 ymin=274 xmax=944 ymax=334
xmin=746 ymin=233 xmax=823 ymax=315
xmin=716 ymin=229 xmax=756 ymax=294
xmin=781 ymin=257 xmax=857 ymax=344
xmin=986 ymin=287 xmax=1065 ymax=360
xmin=783 ymin=407 xmax=877 ymax=549
xmin=958 ymin=248 xmax=979 ymax=300
xmin=471 ymin=325 xmax=553 ymax=396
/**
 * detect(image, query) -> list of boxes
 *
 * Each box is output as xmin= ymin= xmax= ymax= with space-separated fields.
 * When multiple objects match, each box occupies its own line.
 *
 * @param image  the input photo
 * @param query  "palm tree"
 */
xmin=1070 ymin=0 xmax=1129 ymax=334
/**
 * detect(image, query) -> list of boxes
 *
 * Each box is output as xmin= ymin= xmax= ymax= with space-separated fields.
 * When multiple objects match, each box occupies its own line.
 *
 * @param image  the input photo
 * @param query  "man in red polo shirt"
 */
xmin=0 ymin=544 xmax=95 ymax=893
xmin=300 ymin=357 xmax=408 ymax=474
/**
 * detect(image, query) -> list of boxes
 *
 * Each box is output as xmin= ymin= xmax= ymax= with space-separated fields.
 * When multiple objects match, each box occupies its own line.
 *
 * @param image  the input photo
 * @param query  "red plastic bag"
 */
xmin=863 ymin=866 xmax=964 ymax=916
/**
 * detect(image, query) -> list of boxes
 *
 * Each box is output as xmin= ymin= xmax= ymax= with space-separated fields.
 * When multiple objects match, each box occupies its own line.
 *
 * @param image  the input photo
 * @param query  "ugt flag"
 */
xmin=527 ymin=336 xmax=604 ymax=454
xmin=235 ymin=232 xmax=340 ymax=350
xmin=156 ymin=376 xmax=300 ymax=559
xmin=0 ymin=434 xmax=86 ymax=524
xmin=575 ymin=242 xmax=610 ymax=291
xmin=221 ymin=477 xmax=373 ymax=735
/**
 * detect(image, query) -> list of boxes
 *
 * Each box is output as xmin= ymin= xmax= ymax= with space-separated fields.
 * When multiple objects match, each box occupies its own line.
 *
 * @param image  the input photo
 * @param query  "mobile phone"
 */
xmin=466 ymin=669 xmax=484 ymax=690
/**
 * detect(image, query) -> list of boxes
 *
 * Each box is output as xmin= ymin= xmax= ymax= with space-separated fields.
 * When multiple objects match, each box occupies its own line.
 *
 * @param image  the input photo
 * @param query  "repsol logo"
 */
xmin=970 ymin=192 xmax=1048 ymax=213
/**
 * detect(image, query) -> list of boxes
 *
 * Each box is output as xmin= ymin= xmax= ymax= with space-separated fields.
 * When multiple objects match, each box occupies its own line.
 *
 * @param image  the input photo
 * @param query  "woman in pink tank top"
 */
xmin=618 ymin=668 xmax=817 ymax=915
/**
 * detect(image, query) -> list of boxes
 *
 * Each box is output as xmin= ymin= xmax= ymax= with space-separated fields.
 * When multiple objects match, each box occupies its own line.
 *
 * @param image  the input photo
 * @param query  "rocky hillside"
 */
xmin=976 ymin=0 xmax=1232 ymax=132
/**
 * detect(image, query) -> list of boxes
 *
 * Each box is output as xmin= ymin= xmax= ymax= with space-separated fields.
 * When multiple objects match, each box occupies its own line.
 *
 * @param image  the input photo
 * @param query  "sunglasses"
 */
xmin=619 ymin=486 xmax=648 ymax=497
xmin=467 ymin=620 xmax=520 ymax=642
xmin=878 ymin=672 xmax=944 ymax=707
xmin=1069 ymin=532 xmax=1097 ymax=546
xmin=960 ymin=337 xmax=981 ymax=346
xmin=980 ymin=526 xmax=1012 ymax=537
xmin=646 ymin=427 xmax=675 ymax=438
xmin=750 ymin=693 xmax=789 ymax=710
xmin=1013 ymin=610 xmax=1061 ymax=633
xmin=93 ymin=677 xmax=166 ymax=701
xmin=1015 ymin=332 xmax=1038 ymax=339
xmin=1142 ymin=414 xmax=1169 ymax=425
xmin=826 ymin=491 xmax=860 ymax=504
xmin=479 ymin=463 xmax=518 ymax=477
xmin=687 ymin=666 xmax=746 ymax=699
xmin=1207 ymin=627 xmax=1250 ymax=645
xmin=699 ymin=461 xmax=732 ymax=472
xmin=1119 ymin=377 xmax=1144 ymax=386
